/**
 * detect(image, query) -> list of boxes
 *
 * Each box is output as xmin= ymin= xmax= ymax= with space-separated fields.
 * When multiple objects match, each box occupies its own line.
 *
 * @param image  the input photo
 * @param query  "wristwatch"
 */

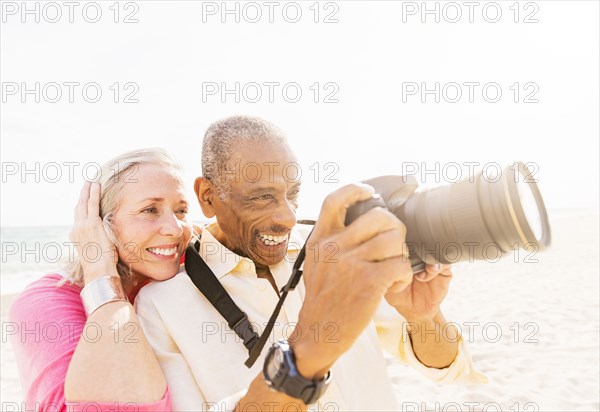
xmin=263 ymin=339 xmax=332 ymax=405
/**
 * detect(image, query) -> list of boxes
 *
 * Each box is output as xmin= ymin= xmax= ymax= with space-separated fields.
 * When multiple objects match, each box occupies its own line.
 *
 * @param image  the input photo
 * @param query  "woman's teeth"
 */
xmin=147 ymin=246 xmax=178 ymax=256
xmin=258 ymin=234 xmax=287 ymax=246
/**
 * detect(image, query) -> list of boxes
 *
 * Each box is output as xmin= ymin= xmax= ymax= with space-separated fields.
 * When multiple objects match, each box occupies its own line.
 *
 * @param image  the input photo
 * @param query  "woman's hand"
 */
xmin=69 ymin=181 xmax=119 ymax=284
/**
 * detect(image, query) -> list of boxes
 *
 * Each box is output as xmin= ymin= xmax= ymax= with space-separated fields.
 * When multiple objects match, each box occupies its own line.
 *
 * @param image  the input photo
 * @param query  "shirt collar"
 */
xmin=197 ymin=222 xmax=307 ymax=280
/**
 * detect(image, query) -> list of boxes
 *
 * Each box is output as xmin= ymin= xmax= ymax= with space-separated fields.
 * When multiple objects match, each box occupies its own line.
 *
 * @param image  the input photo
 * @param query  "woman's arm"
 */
xmin=64 ymin=299 xmax=167 ymax=403
xmin=9 ymin=272 xmax=171 ymax=411
xmin=64 ymin=182 xmax=168 ymax=405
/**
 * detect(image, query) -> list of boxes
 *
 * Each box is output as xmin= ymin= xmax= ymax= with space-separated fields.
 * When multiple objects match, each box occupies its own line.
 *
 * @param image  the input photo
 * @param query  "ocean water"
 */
xmin=1 ymin=225 xmax=72 ymax=294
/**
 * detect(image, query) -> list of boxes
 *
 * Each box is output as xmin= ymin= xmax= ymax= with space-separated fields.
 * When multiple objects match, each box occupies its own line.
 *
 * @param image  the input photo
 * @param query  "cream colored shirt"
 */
xmin=135 ymin=224 xmax=487 ymax=412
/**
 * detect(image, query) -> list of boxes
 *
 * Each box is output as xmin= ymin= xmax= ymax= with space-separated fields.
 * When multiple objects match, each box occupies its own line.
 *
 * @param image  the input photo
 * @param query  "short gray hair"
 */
xmin=202 ymin=115 xmax=288 ymax=198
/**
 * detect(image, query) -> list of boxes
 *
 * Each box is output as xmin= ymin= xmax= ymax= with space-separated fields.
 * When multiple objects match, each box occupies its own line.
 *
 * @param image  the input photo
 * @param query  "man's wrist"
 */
xmin=397 ymin=307 xmax=441 ymax=325
xmin=289 ymin=340 xmax=332 ymax=381
xmin=402 ymin=311 xmax=458 ymax=343
xmin=289 ymin=322 xmax=336 ymax=380
xmin=402 ymin=310 xmax=461 ymax=368
xmin=263 ymin=340 xmax=333 ymax=406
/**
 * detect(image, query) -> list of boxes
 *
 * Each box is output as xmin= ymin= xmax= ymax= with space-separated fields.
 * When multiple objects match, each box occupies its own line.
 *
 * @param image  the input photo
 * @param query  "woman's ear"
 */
xmin=194 ymin=177 xmax=217 ymax=218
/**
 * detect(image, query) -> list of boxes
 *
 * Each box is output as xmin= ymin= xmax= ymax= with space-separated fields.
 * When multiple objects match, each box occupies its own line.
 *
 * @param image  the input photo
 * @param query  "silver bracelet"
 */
xmin=80 ymin=276 xmax=128 ymax=317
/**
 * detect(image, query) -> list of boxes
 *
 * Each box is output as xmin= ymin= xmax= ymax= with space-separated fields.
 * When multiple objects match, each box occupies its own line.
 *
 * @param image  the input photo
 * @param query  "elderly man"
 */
xmin=135 ymin=116 xmax=486 ymax=412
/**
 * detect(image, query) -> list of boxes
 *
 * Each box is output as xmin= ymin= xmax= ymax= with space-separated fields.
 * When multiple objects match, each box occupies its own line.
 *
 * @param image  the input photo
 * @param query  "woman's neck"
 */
xmin=122 ymin=275 xmax=150 ymax=303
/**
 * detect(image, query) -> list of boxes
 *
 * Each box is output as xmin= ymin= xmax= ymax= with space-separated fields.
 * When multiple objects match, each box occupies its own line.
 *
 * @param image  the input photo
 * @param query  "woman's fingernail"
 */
xmin=415 ymin=272 xmax=427 ymax=280
xmin=434 ymin=263 xmax=441 ymax=271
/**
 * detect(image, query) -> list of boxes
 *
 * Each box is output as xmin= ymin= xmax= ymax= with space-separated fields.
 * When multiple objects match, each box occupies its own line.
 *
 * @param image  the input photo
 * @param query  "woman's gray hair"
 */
xmin=59 ymin=148 xmax=187 ymax=287
xmin=202 ymin=115 xmax=288 ymax=199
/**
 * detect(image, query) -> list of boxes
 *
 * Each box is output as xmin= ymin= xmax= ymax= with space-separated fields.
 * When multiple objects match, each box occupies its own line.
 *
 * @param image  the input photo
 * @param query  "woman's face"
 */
xmin=111 ymin=163 xmax=191 ymax=282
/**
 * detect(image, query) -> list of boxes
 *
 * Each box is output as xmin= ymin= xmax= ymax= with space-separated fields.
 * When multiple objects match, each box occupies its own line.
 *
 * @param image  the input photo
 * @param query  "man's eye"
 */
xmin=253 ymin=194 xmax=274 ymax=201
xmin=176 ymin=208 xmax=189 ymax=215
xmin=288 ymin=189 xmax=300 ymax=197
xmin=142 ymin=207 xmax=158 ymax=214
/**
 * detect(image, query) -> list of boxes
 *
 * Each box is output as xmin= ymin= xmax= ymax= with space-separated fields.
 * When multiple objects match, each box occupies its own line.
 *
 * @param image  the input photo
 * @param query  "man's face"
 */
xmin=210 ymin=141 xmax=301 ymax=267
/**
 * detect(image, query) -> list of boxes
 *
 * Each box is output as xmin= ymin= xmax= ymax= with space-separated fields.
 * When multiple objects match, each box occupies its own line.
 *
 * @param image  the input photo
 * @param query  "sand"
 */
xmin=1 ymin=211 xmax=598 ymax=411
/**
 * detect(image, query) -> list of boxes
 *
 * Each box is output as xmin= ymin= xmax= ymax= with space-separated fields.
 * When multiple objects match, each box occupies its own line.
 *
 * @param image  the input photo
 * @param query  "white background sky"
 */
xmin=1 ymin=0 xmax=598 ymax=227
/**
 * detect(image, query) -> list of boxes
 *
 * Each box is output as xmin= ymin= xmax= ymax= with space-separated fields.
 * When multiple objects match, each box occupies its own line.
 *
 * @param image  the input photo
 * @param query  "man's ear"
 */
xmin=194 ymin=177 xmax=217 ymax=218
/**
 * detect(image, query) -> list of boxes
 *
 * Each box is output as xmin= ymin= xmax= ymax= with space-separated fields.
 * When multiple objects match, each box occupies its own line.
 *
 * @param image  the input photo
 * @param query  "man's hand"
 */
xmin=384 ymin=263 xmax=453 ymax=322
xmin=290 ymin=183 xmax=414 ymax=379
xmin=384 ymin=263 xmax=459 ymax=369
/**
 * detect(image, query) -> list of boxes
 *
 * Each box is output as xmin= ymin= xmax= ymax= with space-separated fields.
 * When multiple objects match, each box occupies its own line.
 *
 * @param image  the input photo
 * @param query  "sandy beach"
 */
xmin=1 ymin=211 xmax=598 ymax=411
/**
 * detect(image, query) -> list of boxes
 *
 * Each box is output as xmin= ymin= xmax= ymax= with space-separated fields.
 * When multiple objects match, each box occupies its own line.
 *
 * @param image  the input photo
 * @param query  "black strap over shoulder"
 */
xmin=244 ymin=223 xmax=314 ymax=368
xmin=185 ymin=220 xmax=315 ymax=368
xmin=185 ymin=240 xmax=259 ymax=353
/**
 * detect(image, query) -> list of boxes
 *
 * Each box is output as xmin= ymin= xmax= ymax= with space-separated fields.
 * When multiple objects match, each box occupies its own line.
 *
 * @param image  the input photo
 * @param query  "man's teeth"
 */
xmin=258 ymin=234 xmax=287 ymax=246
xmin=147 ymin=247 xmax=178 ymax=256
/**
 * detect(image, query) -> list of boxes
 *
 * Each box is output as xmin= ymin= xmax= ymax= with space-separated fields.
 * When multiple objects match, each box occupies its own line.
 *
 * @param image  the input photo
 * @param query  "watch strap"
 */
xmin=264 ymin=340 xmax=332 ymax=405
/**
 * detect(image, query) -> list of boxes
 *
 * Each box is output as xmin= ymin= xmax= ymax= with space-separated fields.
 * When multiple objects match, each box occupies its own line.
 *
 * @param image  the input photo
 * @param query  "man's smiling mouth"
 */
xmin=257 ymin=233 xmax=288 ymax=246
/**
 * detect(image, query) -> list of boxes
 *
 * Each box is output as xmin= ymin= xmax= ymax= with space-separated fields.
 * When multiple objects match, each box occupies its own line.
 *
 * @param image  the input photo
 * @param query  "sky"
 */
xmin=1 ymin=0 xmax=599 ymax=227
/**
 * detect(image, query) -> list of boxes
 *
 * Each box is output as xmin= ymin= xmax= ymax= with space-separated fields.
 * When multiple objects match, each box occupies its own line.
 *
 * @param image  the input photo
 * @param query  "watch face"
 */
xmin=266 ymin=346 xmax=284 ymax=380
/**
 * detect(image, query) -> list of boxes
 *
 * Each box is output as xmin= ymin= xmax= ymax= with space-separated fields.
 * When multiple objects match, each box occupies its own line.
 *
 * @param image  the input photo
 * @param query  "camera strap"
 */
xmin=185 ymin=239 xmax=260 ymax=354
xmin=245 ymin=222 xmax=314 ymax=368
xmin=184 ymin=221 xmax=315 ymax=368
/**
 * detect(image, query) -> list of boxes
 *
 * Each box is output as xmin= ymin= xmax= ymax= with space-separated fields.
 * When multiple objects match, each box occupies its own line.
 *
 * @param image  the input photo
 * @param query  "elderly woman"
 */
xmin=8 ymin=148 xmax=192 ymax=411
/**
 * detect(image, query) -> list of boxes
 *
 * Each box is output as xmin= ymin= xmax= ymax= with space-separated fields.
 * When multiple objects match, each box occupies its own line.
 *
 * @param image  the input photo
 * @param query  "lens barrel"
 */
xmin=346 ymin=162 xmax=551 ymax=271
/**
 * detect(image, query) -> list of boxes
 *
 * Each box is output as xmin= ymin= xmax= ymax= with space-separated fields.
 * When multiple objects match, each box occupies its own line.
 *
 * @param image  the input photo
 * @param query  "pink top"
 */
xmin=8 ymin=273 xmax=171 ymax=412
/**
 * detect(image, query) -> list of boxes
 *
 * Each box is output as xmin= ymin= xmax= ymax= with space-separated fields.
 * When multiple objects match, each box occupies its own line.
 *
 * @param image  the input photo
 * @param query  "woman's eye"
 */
xmin=142 ymin=207 xmax=158 ymax=214
xmin=176 ymin=208 xmax=189 ymax=215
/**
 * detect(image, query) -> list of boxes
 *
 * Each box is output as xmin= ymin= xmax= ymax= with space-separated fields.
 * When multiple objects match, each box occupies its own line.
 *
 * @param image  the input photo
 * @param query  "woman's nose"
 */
xmin=159 ymin=212 xmax=184 ymax=238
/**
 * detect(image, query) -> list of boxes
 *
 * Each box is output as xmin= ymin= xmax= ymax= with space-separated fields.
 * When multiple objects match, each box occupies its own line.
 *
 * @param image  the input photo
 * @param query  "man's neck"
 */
xmin=206 ymin=223 xmax=234 ymax=252
xmin=255 ymin=265 xmax=279 ymax=296
xmin=207 ymin=223 xmax=280 ymax=295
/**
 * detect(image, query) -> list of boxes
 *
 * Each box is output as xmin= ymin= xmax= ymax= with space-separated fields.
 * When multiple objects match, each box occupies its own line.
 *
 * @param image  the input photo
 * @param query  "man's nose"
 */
xmin=272 ymin=199 xmax=297 ymax=229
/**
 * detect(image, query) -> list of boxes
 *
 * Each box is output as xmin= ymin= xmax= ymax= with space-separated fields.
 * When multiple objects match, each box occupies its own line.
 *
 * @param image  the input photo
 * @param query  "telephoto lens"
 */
xmin=345 ymin=162 xmax=551 ymax=273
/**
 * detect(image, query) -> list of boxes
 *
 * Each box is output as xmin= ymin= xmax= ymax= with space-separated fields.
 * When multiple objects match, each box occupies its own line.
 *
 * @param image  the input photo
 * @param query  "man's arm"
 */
xmin=403 ymin=310 xmax=459 ymax=369
xmin=236 ymin=184 xmax=415 ymax=410
xmin=378 ymin=264 xmax=488 ymax=384
xmin=383 ymin=263 xmax=459 ymax=367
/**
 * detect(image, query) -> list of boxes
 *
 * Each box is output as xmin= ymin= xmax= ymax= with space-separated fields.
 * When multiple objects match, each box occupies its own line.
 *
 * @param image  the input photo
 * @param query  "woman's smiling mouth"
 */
xmin=146 ymin=244 xmax=179 ymax=258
